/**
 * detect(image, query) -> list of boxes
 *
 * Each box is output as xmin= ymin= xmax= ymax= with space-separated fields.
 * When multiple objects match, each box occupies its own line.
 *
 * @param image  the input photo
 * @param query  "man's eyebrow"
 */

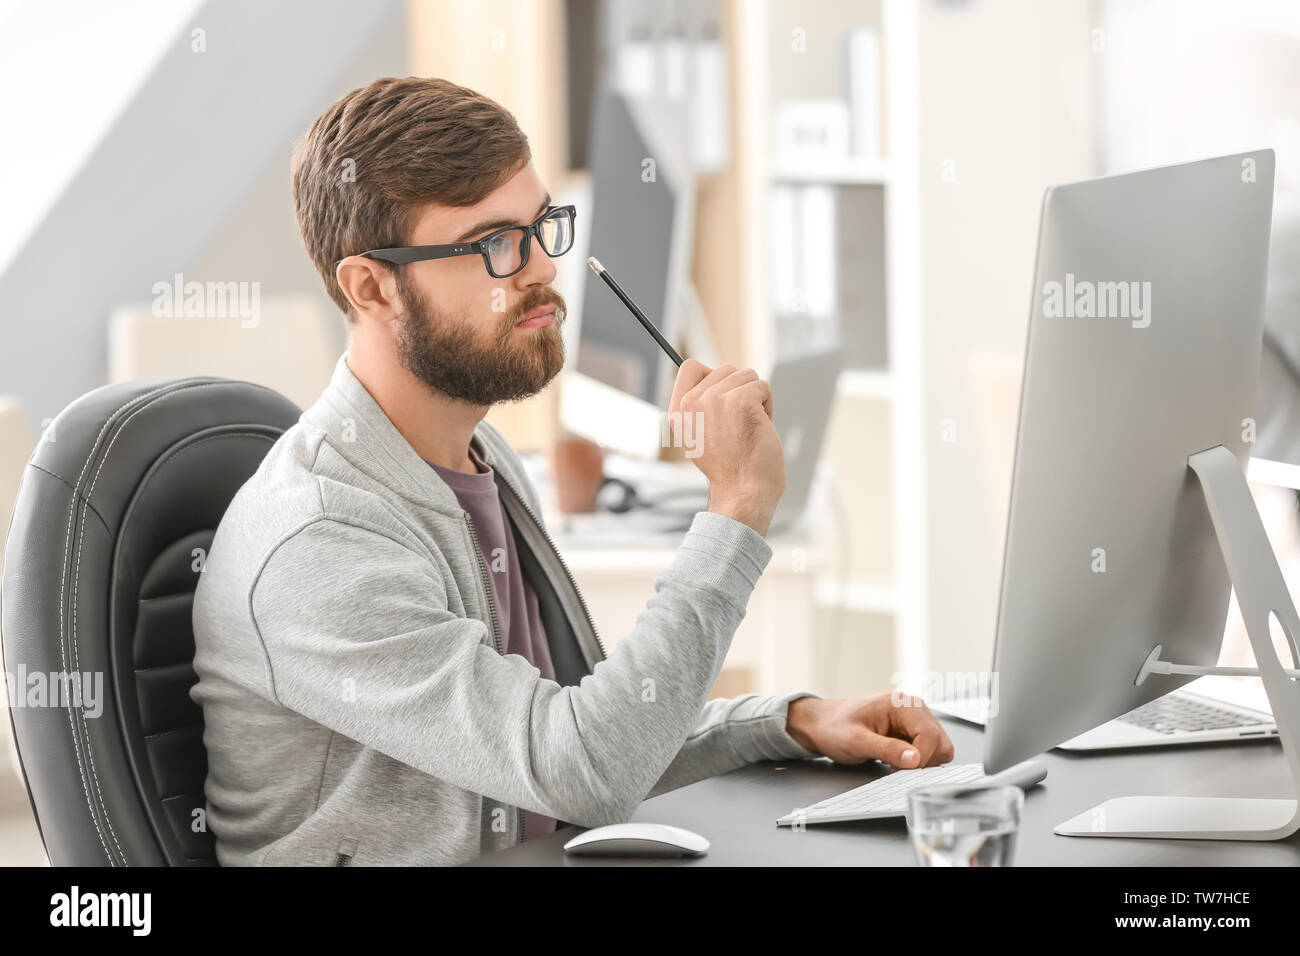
xmin=453 ymin=195 xmax=552 ymax=243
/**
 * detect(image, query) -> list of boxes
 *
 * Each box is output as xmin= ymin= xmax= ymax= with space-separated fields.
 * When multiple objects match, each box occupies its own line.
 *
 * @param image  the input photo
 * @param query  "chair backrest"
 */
xmin=1 ymin=377 xmax=299 ymax=865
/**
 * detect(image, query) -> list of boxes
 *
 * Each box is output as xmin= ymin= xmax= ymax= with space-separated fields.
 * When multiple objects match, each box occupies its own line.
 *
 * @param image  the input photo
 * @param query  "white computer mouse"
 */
xmin=563 ymin=823 xmax=709 ymax=858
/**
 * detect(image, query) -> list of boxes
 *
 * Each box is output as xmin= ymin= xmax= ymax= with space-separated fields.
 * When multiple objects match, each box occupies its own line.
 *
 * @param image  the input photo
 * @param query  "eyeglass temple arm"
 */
xmin=335 ymin=208 xmax=573 ymax=266
xmin=356 ymin=243 xmax=482 ymax=265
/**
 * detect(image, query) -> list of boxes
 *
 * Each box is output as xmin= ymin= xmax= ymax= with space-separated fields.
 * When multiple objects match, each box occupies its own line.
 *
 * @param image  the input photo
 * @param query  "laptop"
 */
xmin=765 ymin=347 xmax=844 ymax=533
xmin=931 ymin=676 xmax=1277 ymax=750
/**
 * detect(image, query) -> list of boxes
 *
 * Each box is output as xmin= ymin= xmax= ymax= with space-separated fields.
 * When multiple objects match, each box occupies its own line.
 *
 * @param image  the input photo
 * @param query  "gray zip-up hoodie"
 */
xmin=190 ymin=353 xmax=820 ymax=866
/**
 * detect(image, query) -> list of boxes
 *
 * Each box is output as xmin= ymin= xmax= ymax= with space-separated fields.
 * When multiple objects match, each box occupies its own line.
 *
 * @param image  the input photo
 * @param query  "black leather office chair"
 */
xmin=1 ymin=377 xmax=300 ymax=865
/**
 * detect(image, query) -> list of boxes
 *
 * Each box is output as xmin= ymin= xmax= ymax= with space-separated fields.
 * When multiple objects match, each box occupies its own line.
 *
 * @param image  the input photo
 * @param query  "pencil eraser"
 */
xmin=587 ymin=256 xmax=604 ymax=274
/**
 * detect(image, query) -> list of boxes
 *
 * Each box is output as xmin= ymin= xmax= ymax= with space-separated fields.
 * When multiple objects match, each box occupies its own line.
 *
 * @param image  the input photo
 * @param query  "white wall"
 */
xmin=0 ymin=0 xmax=203 ymax=275
xmin=1097 ymin=0 xmax=1300 ymax=465
xmin=0 ymin=0 xmax=402 ymax=435
xmin=918 ymin=0 xmax=1099 ymax=674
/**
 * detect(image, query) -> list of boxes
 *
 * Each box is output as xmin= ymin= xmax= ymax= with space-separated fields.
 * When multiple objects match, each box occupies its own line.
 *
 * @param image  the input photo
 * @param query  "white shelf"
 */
xmin=738 ymin=0 xmax=923 ymax=687
xmin=838 ymin=368 xmax=892 ymax=400
xmin=816 ymin=578 xmax=897 ymax=614
xmin=1248 ymin=456 xmax=1300 ymax=491
xmin=771 ymin=156 xmax=890 ymax=185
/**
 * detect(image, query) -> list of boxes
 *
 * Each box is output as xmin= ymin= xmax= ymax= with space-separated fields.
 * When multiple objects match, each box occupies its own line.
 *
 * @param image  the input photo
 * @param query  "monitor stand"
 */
xmin=1056 ymin=443 xmax=1300 ymax=840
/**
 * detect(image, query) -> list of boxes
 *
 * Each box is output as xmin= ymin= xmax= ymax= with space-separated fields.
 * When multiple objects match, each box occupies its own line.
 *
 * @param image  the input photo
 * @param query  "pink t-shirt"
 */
xmin=427 ymin=444 xmax=558 ymax=841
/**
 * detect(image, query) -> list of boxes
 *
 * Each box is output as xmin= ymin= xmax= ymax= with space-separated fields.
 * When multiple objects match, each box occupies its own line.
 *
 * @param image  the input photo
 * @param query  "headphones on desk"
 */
xmin=596 ymin=476 xmax=708 ymax=515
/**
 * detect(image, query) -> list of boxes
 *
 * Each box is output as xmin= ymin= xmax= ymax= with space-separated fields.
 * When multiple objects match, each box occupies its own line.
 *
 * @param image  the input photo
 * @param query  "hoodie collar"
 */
xmin=303 ymin=352 xmax=498 ymax=517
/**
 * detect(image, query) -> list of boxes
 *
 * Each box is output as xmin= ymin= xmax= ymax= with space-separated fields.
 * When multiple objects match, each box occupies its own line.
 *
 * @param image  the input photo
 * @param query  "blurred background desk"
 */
xmin=533 ymin=452 xmax=834 ymax=698
xmin=556 ymin=525 xmax=826 ymax=698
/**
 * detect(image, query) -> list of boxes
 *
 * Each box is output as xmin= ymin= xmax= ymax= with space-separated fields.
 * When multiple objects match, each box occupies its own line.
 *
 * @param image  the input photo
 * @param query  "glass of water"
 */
xmin=906 ymin=785 xmax=1023 ymax=867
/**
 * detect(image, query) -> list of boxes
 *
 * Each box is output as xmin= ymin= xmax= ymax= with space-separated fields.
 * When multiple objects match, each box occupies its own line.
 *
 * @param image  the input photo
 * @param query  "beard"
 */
xmin=392 ymin=268 xmax=567 ymax=406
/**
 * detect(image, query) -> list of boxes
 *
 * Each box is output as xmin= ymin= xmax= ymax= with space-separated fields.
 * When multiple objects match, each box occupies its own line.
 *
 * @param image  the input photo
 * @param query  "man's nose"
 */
xmin=517 ymin=233 xmax=557 ymax=287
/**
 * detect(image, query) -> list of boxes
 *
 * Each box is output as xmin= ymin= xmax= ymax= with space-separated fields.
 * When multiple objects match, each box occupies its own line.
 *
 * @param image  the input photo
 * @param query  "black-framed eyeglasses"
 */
xmin=347 ymin=204 xmax=576 ymax=279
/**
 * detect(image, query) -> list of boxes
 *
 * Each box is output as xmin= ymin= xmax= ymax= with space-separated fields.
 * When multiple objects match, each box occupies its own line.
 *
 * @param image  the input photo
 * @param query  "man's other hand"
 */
xmin=786 ymin=693 xmax=956 ymax=769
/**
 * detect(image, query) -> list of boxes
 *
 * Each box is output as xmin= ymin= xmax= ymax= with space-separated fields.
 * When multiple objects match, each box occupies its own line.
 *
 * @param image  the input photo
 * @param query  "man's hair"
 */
xmin=291 ymin=76 xmax=532 ymax=317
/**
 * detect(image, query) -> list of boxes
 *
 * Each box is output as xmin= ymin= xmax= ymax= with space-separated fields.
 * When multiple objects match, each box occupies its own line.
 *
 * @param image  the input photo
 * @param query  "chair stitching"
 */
xmin=83 ymin=420 xmax=278 ymax=855
xmin=62 ymin=380 xmax=235 ymax=864
xmin=59 ymin=383 xmax=183 ymax=864
xmin=29 ymin=463 xmax=111 ymax=532
xmin=74 ymin=406 xmax=279 ymax=863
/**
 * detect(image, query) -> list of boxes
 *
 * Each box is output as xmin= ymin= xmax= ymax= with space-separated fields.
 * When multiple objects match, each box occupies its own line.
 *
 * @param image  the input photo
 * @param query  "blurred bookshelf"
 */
xmin=722 ymin=0 xmax=925 ymax=685
xmin=770 ymin=157 xmax=891 ymax=185
xmin=539 ymin=0 xmax=930 ymax=688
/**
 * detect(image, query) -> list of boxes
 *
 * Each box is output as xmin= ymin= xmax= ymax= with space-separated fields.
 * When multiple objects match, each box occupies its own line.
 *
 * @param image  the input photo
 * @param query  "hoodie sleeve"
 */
xmin=248 ymin=509 xmax=779 ymax=828
xmin=646 ymin=690 xmax=824 ymax=798
xmin=477 ymin=429 xmax=823 ymax=797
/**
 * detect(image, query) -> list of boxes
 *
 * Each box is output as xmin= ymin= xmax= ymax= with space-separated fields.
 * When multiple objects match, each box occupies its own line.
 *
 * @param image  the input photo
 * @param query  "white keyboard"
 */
xmin=775 ymin=759 xmax=1048 ymax=826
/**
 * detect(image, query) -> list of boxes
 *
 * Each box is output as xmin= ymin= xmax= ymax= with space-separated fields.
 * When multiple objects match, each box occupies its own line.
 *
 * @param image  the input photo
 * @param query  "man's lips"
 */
xmin=516 ymin=305 xmax=557 ymax=329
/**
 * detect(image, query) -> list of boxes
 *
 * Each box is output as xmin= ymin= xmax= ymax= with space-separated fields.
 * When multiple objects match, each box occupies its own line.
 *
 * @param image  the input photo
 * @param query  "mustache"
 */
xmin=508 ymin=288 xmax=566 ymax=326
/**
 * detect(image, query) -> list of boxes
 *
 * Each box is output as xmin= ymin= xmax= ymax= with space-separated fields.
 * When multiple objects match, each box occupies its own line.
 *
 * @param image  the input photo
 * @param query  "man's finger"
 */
xmin=741 ymin=379 xmax=774 ymax=419
xmin=686 ymin=362 xmax=738 ymax=401
xmin=891 ymin=702 xmax=955 ymax=767
xmin=711 ymin=368 xmax=759 ymax=393
xmin=714 ymin=371 xmax=774 ymax=419
xmin=675 ymin=362 xmax=736 ymax=417
xmin=901 ymin=727 xmax=949 ymax=767
xmin=848 ymin=727 xmax=923 ymax=769
xmin=668 ymin=358 xmax=712 ymax=414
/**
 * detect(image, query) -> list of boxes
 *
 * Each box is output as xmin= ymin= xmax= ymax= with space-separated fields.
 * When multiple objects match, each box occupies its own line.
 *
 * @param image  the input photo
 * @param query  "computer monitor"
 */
xmin=984 ymin=151 xmax=1299 ymax=837
xmin=560 ymin=90 xmax=695 ymax=458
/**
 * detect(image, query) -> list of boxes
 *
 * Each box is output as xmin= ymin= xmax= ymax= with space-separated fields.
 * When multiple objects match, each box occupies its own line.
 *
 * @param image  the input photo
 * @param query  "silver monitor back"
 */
xmin=984 ymin=150 xmax=1276 ymax=773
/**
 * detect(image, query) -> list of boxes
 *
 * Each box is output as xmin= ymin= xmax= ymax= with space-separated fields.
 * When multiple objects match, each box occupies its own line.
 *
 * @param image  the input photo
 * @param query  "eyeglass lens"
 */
xmin=483 ymin=209 xmax=574 ymax=276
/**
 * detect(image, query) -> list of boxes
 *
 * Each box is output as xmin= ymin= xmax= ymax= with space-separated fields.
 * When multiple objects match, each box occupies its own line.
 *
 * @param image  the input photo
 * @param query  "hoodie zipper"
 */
xmin=494 ymin=472 xmax=608 ymax=663
xmin=463 ymin=511 xmax=524 ymax=844
xmin=463 ymin=472 xmax=609 ymax=847
xmin=463 ymin=513 xmax=503 ymax=655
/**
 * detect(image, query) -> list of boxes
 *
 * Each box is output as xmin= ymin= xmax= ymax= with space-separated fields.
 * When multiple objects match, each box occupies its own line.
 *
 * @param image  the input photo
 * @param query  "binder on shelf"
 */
xmin=769 ymin=181 xmax=887 ymax=367
xmin=834 ymin=184 xmax=889 ymax=369
xmin=770 ymin=184 xmax=839 ymax=356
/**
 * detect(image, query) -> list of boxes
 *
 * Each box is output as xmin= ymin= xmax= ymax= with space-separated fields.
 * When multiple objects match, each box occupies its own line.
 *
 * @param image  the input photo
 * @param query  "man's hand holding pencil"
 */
xmin=587 ymin=255 xmax=785 ymax=537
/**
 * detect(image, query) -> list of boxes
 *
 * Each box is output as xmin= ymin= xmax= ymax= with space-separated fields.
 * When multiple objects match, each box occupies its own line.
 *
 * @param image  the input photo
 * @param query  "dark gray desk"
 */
xmin=464 ymin=717 xmax=1300 ymax=865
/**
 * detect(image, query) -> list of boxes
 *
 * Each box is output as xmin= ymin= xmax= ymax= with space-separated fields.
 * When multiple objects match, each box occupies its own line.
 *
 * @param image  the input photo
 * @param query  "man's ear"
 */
xmin=336 ymin=256 xmax=401 ymax=320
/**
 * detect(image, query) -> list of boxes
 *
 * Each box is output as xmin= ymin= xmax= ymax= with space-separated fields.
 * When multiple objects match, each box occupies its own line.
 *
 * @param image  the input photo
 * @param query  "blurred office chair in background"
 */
xmin=1 ymin=377 xmax=299 ymax=865
xmin=108 ymin=292 xmax=339 ymax=412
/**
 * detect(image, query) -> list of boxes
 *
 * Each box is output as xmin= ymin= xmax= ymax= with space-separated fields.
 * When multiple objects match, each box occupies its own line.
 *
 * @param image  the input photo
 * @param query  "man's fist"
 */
xmin=668 ymin=359 xmax=785 ymax=536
